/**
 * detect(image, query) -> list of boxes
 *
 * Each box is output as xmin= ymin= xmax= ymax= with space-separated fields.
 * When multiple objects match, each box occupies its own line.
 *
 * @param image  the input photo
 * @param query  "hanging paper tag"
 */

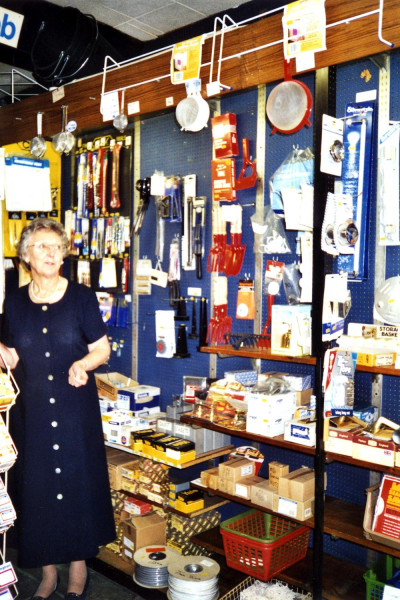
xmin=171 ymin=35 xmax=204 ymax=84
xmin=282 ymin=0 xmax=326 ymax=60
xmin=100 ymin=91 xmax=119 ymax=121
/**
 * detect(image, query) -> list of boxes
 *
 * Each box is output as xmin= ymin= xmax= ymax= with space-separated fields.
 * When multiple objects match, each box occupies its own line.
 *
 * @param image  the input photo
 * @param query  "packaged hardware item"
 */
xmin=269 ymin=462 xmax=289 ymax=488
xmin=251 ymin=479 xmax=279 ymax=509
xmin=218 ymin=457 xmax=255 ymax=482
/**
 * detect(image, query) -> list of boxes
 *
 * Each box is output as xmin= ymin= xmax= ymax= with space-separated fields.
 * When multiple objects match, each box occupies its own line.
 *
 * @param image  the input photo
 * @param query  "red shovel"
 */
xmin=235 ymin=138 xmax=257 ymax=190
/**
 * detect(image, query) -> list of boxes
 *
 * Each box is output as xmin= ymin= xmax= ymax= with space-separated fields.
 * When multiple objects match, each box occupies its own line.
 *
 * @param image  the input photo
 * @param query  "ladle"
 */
xmin=113 ymin=90 xmax=128 ymax=133
xmin=52 ymin=105 xmax=75 ymax=155
xmin=30 ymin=112 xmax=46 ymax=158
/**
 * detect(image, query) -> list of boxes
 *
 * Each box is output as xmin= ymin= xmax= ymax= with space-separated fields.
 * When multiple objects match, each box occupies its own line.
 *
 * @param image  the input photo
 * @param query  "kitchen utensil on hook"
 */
xmin=267 ymin=57 xmax=312 ymax=135
xmin=30 ymin=112 xmax=46 ymax=158
xmin=113 ymin=90 xmax=128 ymax=133
xmin=176 ymin=79 xmax=210 ymax=132
xmin=52 ymin=105 xmax=75 ymax=154
xmin=235 ymin=139 xmax=257 ymax=190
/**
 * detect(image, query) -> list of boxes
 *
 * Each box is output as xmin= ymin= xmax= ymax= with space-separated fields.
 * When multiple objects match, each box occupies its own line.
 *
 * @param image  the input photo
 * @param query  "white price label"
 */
xmin=383 ymin=586 xmax=400 ymax=600
xmin=52 ymin=86 xmax=65 ymax=102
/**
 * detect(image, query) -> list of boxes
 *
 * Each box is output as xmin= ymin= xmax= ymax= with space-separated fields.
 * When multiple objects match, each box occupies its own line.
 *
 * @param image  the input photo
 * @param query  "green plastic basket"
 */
xmin=364 ymin=555 xmax=400 ymax=600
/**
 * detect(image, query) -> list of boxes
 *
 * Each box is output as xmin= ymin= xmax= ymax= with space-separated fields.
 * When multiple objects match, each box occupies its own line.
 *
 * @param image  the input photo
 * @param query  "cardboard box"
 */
xmin=324 ymin=426 xmax=364 ymax=457
xmin=353 ymin=434 xmax=396 ymax=467
xmin=165 ymin=439 xmax=196 ymax=466
xmin=234 ymin=475 xmax=265 ymax=500
xmin=130 ymin=429 xmax=155 ymax=453
xmin=278 ymin=467 xmax=322 ymax=502
xmin=273 ymin=494 xmax=314 ymax=521
xmin=269 ymin=462 xmax=289 ymax=489
xmin=121 ymin=478 xmax=139 ymax=494
xmin=95 ymin=373 xmax=139 ymax=401
xmin=117 ymin=385 xmax=161 ymax=413
xmin=251 ymin=479 xmax=279 ymax=509
xmin=107 ymin=453 xmax=140 ymax=490
xmin=247 ymin=391 xmax=296 ymax=416
xmin=356 ymin=351 xmax=396 ymax=367
xmin=175 ymin=489 xmax=204 ymax=513
xmin=124 ymin=497 xmax=152 ymax=515
xmin=211 ymin=113 xmax=239 ymax=158
xmin=122 ymin=512 xmax=166 ymax=563
xmin=217 ymin=477 xmax=235 ymax=495
xmin=211 ymin=158 xmax=236 ymax=202
xmin=246 ymin=409 xmax=295 ymax=437
xmin=364 ymin=484 xmax=400 ymax=550
xmin=284 ymin=418 xmax=316 ymax=447
xmin=283 ymin=374 xmax=312 ymax=392
xmin=200 ymin=467 xmax=219 ymax=490
xmin=295 ymin=389 xmax=313 ymax=406
xmin=218 ymin=458 xmax=255 ymax=482
xmin=120 ymin=461 xmax=140 ymax=481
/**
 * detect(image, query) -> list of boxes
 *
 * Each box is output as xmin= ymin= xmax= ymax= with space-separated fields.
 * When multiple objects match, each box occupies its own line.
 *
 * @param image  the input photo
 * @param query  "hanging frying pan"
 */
xmin=266 ymin=58 xmax=312 ymax=135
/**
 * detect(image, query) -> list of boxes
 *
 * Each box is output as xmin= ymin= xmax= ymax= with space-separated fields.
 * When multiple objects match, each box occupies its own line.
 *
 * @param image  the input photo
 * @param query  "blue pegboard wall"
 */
xmin=137 ymin=111 xmax=213 ymax=407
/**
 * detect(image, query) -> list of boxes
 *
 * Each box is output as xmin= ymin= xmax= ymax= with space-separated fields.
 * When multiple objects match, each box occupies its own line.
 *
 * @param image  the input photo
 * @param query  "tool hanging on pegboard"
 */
xmin=193 ymin=196 xmax=206 ymax=280
xmin=134 ymin=177 xmax=151 ymax=235
xmin=182 ymin=175 xmax=196 ymax=271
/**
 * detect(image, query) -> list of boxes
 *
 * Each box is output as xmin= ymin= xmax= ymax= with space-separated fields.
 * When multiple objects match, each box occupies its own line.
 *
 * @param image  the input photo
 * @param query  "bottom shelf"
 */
xmin=191 ymin=527 xmax=367 ymax=600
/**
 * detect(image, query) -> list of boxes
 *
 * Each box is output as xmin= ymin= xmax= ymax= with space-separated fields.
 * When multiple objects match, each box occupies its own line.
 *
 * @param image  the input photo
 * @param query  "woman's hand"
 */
xmin=68 ymin=360 xmax=89 ymax=387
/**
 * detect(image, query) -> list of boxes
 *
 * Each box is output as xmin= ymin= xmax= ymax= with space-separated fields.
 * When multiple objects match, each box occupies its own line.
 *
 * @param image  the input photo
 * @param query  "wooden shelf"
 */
xmin=123 ymin=487 xmax=229 ymax=518
xmin=326 ymin=451 xmax=400 ymax=475
xmin=200 ymin=345 xmax=317 ymax=365
xmin=191 ymin=528 xmax=366 ymax=600
xmin=180 ymin=414 xmax=316 ymax=455
xmin=104 ymin=442 xmax=234 ymax=468
xmin=356 ymin=364 xmax=400 ymax=376
xmin=192 ymin=483 xmax=400 ymax=558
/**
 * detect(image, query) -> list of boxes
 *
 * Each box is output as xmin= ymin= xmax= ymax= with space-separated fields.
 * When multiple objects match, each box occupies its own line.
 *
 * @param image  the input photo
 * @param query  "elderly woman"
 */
xmin=0 ymin=218 xmax=115 ymax=600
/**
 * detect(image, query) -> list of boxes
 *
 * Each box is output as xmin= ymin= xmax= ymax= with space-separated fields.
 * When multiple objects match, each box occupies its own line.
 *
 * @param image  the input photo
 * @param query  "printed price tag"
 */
xmin=383 ymin=586 xmax=400 ymax=600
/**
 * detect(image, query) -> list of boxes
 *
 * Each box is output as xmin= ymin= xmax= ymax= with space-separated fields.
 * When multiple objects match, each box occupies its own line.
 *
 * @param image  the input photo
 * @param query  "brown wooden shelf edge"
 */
xmin=326 ymin=451 xmax=400 ymax=475
xmin=105 ymin=441 xmax=235 ymax=469
xmin=122 ymin=487 xmax=230 ymax=518
xmin=200 ymin=345 xmax=317 ymax=365
xmin=180 ymin=414 xmax=316 ymax=455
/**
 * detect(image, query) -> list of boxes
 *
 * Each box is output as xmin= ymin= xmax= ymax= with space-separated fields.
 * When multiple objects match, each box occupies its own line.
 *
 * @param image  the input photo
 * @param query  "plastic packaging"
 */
xmin=283 ymin=263 xmax=301 ymax=304
xmin=251 ymin=207 xmax=291 ymax=254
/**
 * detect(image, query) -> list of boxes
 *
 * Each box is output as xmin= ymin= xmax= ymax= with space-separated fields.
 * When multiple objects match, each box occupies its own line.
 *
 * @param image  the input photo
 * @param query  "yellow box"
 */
xmin=356 ymin=351 xmax=396 ymax=367
xmin=174 ymin=498 xmax=204 ymax=513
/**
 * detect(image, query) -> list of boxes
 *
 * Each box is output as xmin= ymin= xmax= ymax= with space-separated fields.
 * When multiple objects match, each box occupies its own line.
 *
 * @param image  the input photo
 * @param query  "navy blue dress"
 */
xmin=2 ymin=281 xmax=115 ymax=568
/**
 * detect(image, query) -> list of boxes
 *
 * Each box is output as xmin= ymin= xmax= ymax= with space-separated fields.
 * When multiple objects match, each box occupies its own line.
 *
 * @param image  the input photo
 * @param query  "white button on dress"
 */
xmin=51 ymin=421 xmax=58 ymax=428
xmin=49 ymin=398 xmax=56 ymax=404
xmin=42 ymin=306 xmax=48 ymax=312
xmin=48 ymin=375 xmax=53 ymax=381
xmin=43 ymin=328 xmax=48 ymax=333
xmin=53 ymin=444 xmax=59 ymax=450
xmin=57 ymin=494 xmax=63 ymax=500
xmin=45 ymin=352 xmax=50 ymax=357
xmin=55 ymin=468 xmax=61 ymax=474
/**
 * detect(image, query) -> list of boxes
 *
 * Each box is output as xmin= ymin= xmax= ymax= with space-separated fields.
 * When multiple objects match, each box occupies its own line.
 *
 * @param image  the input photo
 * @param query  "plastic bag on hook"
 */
xmin=269 ymin=146 xmax=314 ymax=214
xmin=250 ymin=206 xmax=291 ymax=254
xmin=283 ymin=263 xmax=301 ymax=304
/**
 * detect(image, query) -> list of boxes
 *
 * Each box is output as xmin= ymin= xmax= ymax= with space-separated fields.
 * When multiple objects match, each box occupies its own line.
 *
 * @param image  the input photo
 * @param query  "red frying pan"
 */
xmin=266 ymin=57 xmax=312 ymax=135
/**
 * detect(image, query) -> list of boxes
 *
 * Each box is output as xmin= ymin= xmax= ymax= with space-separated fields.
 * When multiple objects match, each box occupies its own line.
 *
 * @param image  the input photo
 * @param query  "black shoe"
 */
xmin=64 ymin=571 xmax=90 ymax=600
xmin=30 ymin=575 xmax=60 ymax=599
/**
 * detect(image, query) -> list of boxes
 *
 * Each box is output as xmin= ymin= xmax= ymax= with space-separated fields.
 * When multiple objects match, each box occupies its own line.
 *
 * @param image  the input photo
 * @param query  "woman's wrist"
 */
xmin=80 ymin=359 xmax=88 ymax=371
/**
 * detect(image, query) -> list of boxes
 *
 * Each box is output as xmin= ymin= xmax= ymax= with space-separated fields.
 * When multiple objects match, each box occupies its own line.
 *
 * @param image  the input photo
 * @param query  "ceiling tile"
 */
xmin=115 ymin=20 xmax=161 ymax=41
xmin=135 ymin=3 xmax=206 ymax=34
xmin=175 ymin=0 xmax=247 ymax=16
xmin=100 ymin=0 xmax=171 ymax=20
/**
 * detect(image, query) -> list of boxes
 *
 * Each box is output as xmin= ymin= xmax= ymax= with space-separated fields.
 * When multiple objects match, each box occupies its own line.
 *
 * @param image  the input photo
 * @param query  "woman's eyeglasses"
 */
xmin=28 ymin=242 xmax=63 ymax=254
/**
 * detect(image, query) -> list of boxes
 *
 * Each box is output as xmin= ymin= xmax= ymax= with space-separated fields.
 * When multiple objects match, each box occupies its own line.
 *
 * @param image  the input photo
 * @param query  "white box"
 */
xmin=247 ymin=392 xmax=296 ymax=416
xmin=246 ymin=409 xmax=295 ymax=437
xmin=284 ymin=419 xmax=316 ymax=447
xmin=107 ymin=411 xmax=133 ymax=444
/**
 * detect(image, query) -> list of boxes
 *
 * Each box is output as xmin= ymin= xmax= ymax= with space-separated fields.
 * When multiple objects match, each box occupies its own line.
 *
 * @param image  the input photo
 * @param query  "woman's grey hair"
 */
xmin=17 ymin=218 xmax=70 ymax=266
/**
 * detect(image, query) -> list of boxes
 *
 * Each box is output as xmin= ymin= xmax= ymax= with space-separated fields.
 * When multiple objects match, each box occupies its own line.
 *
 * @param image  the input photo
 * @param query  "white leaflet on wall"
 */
xmin=4 ymin=157 xmax=51 ymax=211
xmin=379 ymin=122 xmax=400 ymax=246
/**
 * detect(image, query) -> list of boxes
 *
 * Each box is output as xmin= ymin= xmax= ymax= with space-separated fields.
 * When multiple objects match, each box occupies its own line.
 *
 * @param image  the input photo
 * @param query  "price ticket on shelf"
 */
xmin=383 ymin=586 xmax=400 ymax=599
xmin=282 ymin=0 xmax=326 ymax=60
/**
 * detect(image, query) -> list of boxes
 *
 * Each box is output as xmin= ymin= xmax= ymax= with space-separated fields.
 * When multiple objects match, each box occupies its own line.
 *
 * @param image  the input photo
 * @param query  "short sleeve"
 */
xmin=79 ymin=287 xmax=108 ymax=344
